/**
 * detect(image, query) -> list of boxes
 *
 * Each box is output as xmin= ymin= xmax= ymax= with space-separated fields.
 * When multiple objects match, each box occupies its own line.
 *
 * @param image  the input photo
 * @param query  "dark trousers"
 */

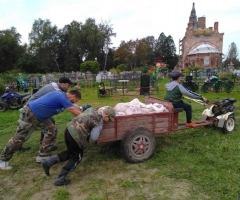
xmin=173 ymin=101 xmax=192 ymax=123
xmin=57 ymin=128 xmax=83 ymax=172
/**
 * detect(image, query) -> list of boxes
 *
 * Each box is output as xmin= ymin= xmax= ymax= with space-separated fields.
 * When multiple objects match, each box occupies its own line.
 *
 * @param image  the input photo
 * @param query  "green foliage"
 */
xmin=109 ymin=67 xmax=117 ymax=74
xmin=52 ymin=189 xmax=70 ymax=200
xmin=188 ymin=66 xmax=205 ymax=71
xmin=80 ymin=60 xmax=100 ymax=74
xmin=0 ymin=78 xmax=240 ymax=199
xmin=0 ymin=81 xmax=5 ymax=95
xmin=17 ymin=53 xmax=39 ymax=73
xmin=116 ymin=64 xmax=129 ymax=72
xmin=0 ymin=27 xmax=25 ymax=73
xmin=0 ymin=73 xmax=17 ymax=83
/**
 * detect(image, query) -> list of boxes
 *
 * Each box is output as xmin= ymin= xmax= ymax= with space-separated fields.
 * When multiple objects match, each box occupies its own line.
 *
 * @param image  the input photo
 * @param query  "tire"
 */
xmin=121 ymin=127 xmax=156 ymax=163
xmin=213 ymin=81 xmax=223 ymax=93
xmin=224 ymin=80 xmax=234 ymax=93
xmin=222 ymin=115 xmax=236 ymax=133
xmin=0 ymin=101 xmax=9 ymax=112
xmin=201 ymin=83 xmax=210 ymax=93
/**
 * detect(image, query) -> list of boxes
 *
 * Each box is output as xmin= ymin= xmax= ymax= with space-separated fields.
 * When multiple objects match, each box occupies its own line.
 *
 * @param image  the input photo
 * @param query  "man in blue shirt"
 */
xmin=0 ymin=90 xmax=82 ymax=170
xmin=19 ymin=76 xmax=74 ymax=152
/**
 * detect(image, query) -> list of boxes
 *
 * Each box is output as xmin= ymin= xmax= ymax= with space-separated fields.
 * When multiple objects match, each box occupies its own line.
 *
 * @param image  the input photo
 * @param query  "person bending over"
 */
xmin=0 ymin=89 xmax=82 ymax=170
xmin=19 ymin=76 xmax=74 ymax=152
xmin=41 ymin=106 xmax=116 ymax=186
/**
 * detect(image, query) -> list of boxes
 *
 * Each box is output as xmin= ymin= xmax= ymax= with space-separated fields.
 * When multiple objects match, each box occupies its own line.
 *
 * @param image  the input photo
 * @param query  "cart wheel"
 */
xmin=121 ymin=127 xmax=156 ymax=163
xmin=222 ymin=115 xmax=236 ymax=133
xmin=0 ymin=101 xmax=9 ymax=112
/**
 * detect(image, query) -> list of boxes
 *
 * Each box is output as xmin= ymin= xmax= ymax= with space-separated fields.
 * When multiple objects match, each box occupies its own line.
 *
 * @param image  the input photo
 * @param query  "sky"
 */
xmin=1 ymin=0 xmax=240 ymax=58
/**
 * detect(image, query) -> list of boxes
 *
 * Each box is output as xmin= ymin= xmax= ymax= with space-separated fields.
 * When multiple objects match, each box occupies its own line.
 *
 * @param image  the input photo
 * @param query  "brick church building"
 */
xmin=179 ymin=3 xmax=224 ymax=69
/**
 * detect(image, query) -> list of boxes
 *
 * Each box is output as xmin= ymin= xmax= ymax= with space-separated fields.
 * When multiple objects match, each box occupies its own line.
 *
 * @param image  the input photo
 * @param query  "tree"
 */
xmin=60 ymin=21 xmax=83 ymax=72
xmin=17 ymin=53 xmax=40 ymax=73
xmin=29 ymin=18 xmax=61 ymax=72
xmin=80 ymin=18 xmax=105 ymax=61
xmin=227 ymin=42 xmax=238 ymax=60
xmin=143 ymin=36 xmax=157 ymax=65
xmin=98 ymin=20 xmax=116 ymax=71
xmin=223 ymin=42 xmax=240 ymax=69
xmin=155 ymin=33 xmax=178 ymax=70
xmin=114 ymin=40 xmax=137 ymax=71
xmin=0 ymin=27 xmax=25 ymax=73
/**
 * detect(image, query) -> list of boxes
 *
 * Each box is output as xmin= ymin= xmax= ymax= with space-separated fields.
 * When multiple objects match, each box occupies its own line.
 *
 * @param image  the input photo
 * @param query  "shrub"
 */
xmin=0 ymin=81 xmax=6 ymax=95
xmin=80 ymin=60 xmax=100 ymax=74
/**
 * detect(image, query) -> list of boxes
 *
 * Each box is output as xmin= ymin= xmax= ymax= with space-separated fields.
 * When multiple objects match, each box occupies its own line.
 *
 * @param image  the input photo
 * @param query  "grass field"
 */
xmin=0 ymin=78 xmax=240 ymax=200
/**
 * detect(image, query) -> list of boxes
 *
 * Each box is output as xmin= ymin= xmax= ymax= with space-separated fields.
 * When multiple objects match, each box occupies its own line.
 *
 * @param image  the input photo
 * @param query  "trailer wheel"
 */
xmin=121 ymin=127 xmax=156 ymax=163
xmin=222 ymin=115 xmax=236 ymax=133
xmin=0 ymin=101 xmax=8 ymax=112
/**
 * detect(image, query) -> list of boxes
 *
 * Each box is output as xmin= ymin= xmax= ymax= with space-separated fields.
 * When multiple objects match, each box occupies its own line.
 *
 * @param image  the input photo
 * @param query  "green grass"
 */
xmin=0 ymin=79 xmax=240 ymax=199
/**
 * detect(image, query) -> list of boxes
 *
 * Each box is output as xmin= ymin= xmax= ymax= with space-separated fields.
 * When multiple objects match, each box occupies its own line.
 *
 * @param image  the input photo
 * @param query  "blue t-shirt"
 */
xmin=29 ymin=91 xmax=73 ymax=122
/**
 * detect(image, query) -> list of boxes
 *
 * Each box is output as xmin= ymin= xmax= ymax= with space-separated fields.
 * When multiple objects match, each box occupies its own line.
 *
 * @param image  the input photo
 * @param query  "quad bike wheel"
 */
xmin=121 ymin=127 xmax=156 ymax=163
xmin=222 ymin=115 xmax=236 ymax=133
xmin=201 ymin=82 xmax=210 ymax=93
xmin=213 ymin=80 xmax=223 ymax=93
xmin=0 ymin=101 xmax=9 ymax=112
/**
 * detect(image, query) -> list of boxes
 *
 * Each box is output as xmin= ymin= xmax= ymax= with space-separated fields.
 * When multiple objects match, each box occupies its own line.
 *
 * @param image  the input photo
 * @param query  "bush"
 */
xmin=80 ymin=60 xmax=100 ymax=74
xmin=0 ymin=81 xmax=6 ymax=96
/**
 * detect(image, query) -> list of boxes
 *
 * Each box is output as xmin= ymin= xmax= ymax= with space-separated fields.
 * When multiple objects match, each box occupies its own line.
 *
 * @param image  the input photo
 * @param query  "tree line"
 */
xmin=0 ymin=18 xmax=239 ymax=74
xmin=0 ymin=18 xmax=178 ymax=74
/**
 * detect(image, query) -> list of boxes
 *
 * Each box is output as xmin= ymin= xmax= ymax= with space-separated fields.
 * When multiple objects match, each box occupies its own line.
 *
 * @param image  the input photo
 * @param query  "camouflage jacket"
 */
xmin=67 ymin=107 xmax=103 ymax=149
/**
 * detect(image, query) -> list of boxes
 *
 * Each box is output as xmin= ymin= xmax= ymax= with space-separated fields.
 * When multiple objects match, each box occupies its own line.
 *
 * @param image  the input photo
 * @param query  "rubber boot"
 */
xmin=54 ymin=168 xmax=71 ymax=186
xmin=42 ymin=154 xmax=60 ymax=176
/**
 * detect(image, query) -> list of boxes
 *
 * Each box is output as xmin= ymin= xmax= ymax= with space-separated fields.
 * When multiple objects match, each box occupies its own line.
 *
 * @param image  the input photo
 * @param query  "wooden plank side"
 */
xmin=97 ymin=97 xmax=174 ymax=144
xmin=116 ymin=114 xmax=154 ymax=140
xmin=96 ymin=122 xmax=116 ymax=143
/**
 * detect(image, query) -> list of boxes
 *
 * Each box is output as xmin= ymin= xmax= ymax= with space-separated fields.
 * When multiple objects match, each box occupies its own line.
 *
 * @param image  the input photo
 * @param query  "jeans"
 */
xmin=173 ymin=101 xmax=192 ymax=123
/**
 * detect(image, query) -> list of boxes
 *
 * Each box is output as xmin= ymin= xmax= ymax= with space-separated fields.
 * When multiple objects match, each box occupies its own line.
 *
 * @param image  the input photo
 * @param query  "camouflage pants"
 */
xmin=0 ymin=106 xmax=57 ymax=161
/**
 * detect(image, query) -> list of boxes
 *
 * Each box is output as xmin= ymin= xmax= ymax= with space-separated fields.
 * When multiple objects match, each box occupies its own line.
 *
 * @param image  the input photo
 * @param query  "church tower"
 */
xmin=179 ymin=3 xmax=224 ymax=69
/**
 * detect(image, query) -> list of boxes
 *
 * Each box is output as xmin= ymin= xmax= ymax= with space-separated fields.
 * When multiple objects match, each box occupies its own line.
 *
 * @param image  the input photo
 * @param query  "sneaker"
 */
xmin=0 ymin=160 xmax=12 ymax=170
xmin=186 ymin=122 xmax=197 ymax=128
xmin=36 ymin=156 xmax=49 ymax=163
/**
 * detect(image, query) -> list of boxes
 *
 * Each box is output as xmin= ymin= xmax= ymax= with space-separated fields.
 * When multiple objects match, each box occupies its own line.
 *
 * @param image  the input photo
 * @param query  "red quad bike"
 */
xmin=0 ymin=87 xmax=31 ymax=112
xmin=95 ymin=96 xmax=236 ymax=164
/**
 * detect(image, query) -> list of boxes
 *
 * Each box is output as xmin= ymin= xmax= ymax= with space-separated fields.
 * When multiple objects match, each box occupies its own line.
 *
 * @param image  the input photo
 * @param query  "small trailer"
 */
xmin=96 ymin=96 xmax=236 ymax=163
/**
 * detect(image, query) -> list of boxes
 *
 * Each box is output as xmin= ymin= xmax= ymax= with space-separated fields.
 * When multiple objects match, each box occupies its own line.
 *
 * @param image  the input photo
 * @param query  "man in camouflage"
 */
xmin=0 ymin=90 xmax=82 ymax=170
xmin=41 ymin=106 xmax=116 ymax=186
xmin=19 ymin=76 xmax=74 ymax=153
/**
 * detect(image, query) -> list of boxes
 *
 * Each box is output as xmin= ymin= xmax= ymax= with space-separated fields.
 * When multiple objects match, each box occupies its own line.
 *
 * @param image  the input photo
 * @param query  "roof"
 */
xmin=187 ymin=43 xmax=221 ymax=55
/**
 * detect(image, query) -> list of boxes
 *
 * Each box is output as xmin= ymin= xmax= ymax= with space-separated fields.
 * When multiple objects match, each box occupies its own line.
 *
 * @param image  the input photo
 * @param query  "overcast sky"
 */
xmin=1 ymin=0 xmax=240 ymax=57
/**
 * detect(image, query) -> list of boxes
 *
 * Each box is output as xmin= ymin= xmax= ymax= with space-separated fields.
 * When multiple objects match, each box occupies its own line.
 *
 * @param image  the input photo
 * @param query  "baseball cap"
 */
xmin=170 ymin=71 xmax=183 ymax=80
xmin=59 ymin=77 xmax=73 ymax=85
xmin=103 ymin=106 xmax=116 ymax=121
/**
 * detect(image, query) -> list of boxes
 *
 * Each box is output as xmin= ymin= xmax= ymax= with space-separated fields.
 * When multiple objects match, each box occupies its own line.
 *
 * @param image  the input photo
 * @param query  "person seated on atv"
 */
xmin=164 ymin=71 xmax=207 ymax=128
